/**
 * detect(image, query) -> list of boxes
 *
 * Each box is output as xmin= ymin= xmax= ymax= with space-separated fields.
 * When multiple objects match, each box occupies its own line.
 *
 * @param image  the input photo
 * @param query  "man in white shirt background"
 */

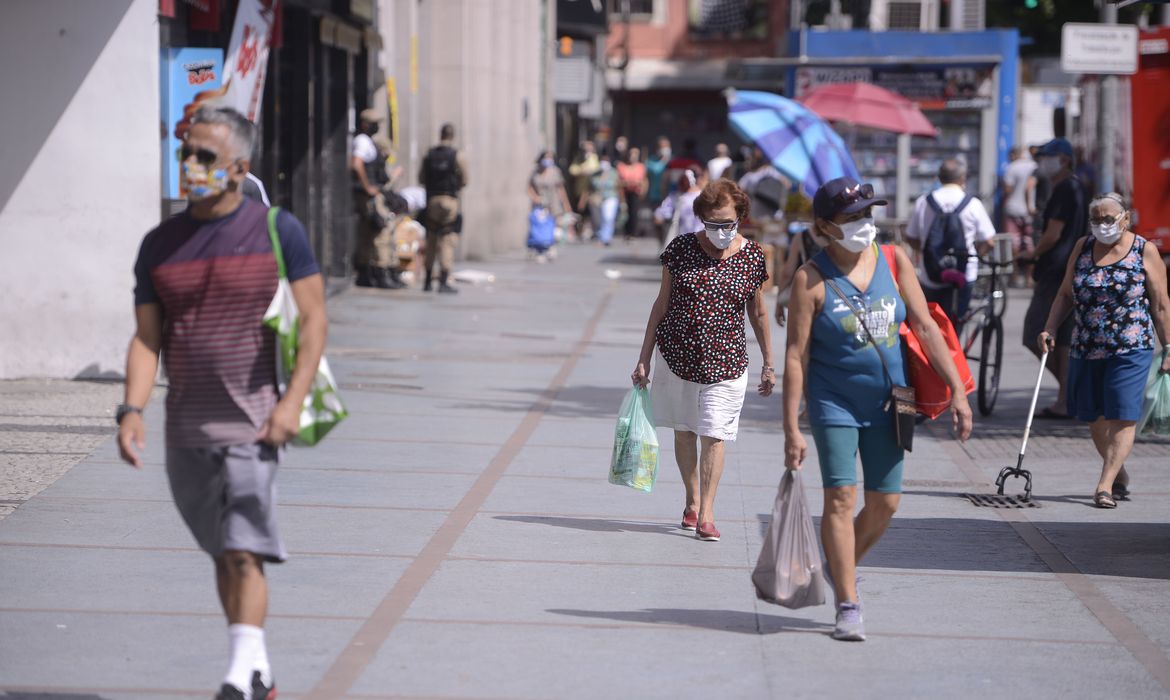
xmin=707 ymin=143 xmax=732 ymax=181
xmin=1001 ymin=146 xmax=1037 ymax=288
xmin=904 ymin=159 xmax=996 ymax=328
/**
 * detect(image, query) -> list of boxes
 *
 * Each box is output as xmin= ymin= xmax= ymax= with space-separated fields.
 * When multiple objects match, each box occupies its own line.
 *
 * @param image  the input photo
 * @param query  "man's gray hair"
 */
xmin=190 ymin=106 xmax=257 ymax=161
xmin=938 ymin=159 xmax=967 ymax=185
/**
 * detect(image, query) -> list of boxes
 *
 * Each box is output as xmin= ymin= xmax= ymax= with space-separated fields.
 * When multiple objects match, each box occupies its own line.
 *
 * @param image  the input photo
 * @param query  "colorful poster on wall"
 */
xmin=218 ymin=0 xmax=278 ymax=123
xmin=161 ymin=47 xmax=224 ymax=199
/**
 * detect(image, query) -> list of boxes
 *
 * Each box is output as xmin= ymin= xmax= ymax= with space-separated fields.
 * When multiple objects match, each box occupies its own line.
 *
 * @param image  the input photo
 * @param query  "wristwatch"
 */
xmin=115 ymin=404 xmax=143 ymax=425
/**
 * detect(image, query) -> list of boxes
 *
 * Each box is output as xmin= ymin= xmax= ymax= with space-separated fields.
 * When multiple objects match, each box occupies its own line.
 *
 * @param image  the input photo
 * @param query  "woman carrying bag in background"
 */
xmin=783 ymin=177 xmax=973 ymax=641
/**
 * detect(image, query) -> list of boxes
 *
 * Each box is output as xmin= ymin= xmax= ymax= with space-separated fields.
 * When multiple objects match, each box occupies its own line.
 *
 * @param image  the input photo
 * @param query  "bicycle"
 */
xmin=954 ymin=234 xmax=1014 ymax=416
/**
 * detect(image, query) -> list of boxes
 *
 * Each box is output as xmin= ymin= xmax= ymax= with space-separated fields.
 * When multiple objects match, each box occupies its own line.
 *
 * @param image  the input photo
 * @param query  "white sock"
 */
xmin=225 ymin=624 xmax=264 ymax=696
xmin=253 ymin=630 xmax=272 ymax=686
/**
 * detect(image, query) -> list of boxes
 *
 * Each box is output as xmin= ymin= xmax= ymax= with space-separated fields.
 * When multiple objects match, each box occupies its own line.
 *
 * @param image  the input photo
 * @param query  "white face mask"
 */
xmin=705 ymin=226 xmax=738 ymax=250
xmin=832 ymin=218 xmax=878 ymax=253
xmin=1038 ymin=156 xmax=1062 ymax=177
xmin=1091 ymin=218 xmax=1124 ymax=244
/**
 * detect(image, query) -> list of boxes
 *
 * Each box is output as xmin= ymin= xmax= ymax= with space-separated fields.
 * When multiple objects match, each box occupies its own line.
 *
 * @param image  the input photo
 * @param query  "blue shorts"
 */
xmin=811 ymin=424 xmax=905 ymax=493
xmin=1067 ymin=349 xmax=1153 ymax=423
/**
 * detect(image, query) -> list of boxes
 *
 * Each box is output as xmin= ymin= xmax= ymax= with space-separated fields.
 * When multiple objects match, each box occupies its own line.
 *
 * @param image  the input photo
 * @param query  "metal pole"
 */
xmin=408 ymin=0 xmax=419 ymax=171
xmin=1099 ymin=1 xmax=1118 ymax=194
xmin=896 ymin=131 xmax=911 ymax=222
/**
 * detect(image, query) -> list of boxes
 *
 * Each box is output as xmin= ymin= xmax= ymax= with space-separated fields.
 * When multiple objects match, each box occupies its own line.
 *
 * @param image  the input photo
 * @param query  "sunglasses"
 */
xmin=701 ymin=218 xmax=738 ymax=233
xmin=831 ymin=182 xmax=875 ymax=209
xmin=180 ymin=145 xmax=220 ymax=167
xmin=1089 ymin=214 xmax=1125 ymax=226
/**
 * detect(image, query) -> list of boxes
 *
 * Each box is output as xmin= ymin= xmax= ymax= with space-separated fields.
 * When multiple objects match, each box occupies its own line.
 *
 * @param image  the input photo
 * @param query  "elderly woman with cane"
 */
xmin=784 ymin=177 xmax=973 ymax=641
xmin=1039 ymin=193 xmax=1170 ymax=508
xmin=632 ymin=179 xmax=773 ymax=543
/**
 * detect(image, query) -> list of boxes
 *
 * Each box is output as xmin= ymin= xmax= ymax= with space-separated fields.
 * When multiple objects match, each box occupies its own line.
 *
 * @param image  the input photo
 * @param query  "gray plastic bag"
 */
xmin=752 ymin=469 xmax=826 ymax=609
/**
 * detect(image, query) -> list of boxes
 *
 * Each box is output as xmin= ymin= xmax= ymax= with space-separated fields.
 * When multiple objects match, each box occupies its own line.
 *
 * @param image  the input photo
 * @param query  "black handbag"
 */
xmin=812 ymin=262 xmax=916 ymax=452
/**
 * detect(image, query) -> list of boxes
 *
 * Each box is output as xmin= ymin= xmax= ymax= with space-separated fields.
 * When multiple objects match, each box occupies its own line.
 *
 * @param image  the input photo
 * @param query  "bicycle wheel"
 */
xmin=978 ymin=315 xmax=1004 ymax=416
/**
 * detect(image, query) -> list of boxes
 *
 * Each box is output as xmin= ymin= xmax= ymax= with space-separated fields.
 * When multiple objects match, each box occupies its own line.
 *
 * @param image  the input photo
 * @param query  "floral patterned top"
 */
xmin=655 ymin=233 xmax=769 ymax=384
xmin=1071 ymin=235 xmax=1155 ymax=360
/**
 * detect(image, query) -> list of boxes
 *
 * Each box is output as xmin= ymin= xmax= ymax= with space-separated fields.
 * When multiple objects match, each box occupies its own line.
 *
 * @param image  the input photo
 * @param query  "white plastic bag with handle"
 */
xmin=261 ymin=207 xmax=348 ymax=446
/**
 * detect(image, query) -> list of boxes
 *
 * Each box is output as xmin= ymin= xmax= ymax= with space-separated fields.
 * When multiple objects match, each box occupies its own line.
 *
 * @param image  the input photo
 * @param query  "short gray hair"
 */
xmin=1090 ymin=192 xmax=1127 ymax=212
xmin=190 ymin=106 xmax=257 ymax=161
xmin=938 ymin=159 xmax=967 ymax=185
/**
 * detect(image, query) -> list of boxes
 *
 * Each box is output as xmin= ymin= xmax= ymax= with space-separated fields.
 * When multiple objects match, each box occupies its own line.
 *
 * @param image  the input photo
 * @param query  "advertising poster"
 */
xmin=219 ymin=0 xmax=278 ymax=123
xmin=161 ymin=47 xmax=224 ymax=199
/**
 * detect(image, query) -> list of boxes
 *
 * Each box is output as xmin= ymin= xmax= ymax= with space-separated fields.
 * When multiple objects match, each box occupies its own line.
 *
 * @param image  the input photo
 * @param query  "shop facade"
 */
xmin=785 ymin=30 xmax=1020 ymax=220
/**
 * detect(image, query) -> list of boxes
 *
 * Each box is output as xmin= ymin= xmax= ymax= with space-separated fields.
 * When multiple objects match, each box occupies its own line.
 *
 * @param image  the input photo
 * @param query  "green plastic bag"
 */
xmin=608 ymin=387 xmax=659 ymax=493
xmin=262 ymin=207 xmax=349 ymax=446
xmin=1137 ymin=352 xmax=1170 ymax=436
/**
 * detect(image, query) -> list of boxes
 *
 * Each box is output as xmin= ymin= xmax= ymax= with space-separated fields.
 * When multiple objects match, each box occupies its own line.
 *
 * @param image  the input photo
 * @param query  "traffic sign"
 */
xmin=1061 ymin=23 xmax=1139 ymax=75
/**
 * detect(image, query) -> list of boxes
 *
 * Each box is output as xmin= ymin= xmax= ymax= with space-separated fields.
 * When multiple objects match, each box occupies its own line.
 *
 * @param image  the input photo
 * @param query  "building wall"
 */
xmin=608 ymin=0 xmax=787 ymax=61
xmin=379 ymin=0 xmax=550 ymax=261
xmin=0 ymin=0 xmax=160 ymax=378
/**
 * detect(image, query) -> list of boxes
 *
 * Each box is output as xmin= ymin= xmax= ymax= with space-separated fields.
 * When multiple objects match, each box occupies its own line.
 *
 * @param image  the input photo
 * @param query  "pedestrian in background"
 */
xmin=645 ymin=136 xmax=672 ymax=206
xmin=528 ymin=150 xmax=572 ymax=261
xmin=782 ymin=177 xmax=972 ymax=642
xmin=654 ymin=164 xmax=705 ymax=250
xmin=419 ymin=122 xmax=467 ymax=294
xmin=1019 ymin=138 xmax=1087 ymax=419
xmin=118 ymin=107 xmax=326 ymax=700
xmin=569 ymin=140 xmax=600 ymax=238
xmin=707 ymin=142 xmax=732 ymax=181
xmin=617 ymin=146 xmax=648 ymax=241
xmin=632 ymin=179 xmax=773 ymax=543
xmin=903 ymin=159 xmax=996 ymax=330
xmin=1039 ymin=193 xmax=1170 ymax=508
xmin=585 ymin=156 xmax=620 ymax=246
xmin=1002 ymin=146 xmax=1037 ymax=287
xmin=351 ymin=109 xmax=404 ymax=289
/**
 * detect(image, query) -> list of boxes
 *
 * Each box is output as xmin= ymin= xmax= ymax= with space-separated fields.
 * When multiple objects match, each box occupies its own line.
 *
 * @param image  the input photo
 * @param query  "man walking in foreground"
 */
xmin=419 ymin=122 xmax=468 ymax=293
xmin=117 ymin=107 xmax=326 ymax=700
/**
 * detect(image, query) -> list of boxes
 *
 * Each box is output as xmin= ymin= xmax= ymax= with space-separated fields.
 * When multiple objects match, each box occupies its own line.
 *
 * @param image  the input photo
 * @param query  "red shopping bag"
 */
xmin=882 ymin=245 xmax=975 ymax=419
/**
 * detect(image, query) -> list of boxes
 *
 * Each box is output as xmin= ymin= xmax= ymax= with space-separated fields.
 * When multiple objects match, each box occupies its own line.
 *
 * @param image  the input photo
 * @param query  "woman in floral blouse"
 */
xmin=1040 ymin=193 xmax=1170 ymax=508
xmin=632 ymin=179 xmax=773 ymax=542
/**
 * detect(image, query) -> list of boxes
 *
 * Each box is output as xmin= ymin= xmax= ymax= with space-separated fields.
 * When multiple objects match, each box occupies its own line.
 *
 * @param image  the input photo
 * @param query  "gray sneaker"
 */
xmin=832 ymin=602 xmax=866 ymax=642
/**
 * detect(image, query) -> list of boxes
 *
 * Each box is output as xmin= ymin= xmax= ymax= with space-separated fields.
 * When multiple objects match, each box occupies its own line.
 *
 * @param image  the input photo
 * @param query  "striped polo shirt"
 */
xmin=133 ymin=199 xmax=319 ymax=448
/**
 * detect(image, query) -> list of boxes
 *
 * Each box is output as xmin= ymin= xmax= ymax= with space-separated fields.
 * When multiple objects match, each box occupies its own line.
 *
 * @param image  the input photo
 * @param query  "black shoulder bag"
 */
xmin=811 ymin=261 xmax=916 ymax=452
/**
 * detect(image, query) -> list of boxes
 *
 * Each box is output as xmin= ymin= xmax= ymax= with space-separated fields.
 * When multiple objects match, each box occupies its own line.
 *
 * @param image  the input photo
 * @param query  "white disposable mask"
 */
xmin=1038 ymin=156 xmax=1062 ymax=177
xmin=833 ymin=218 xmax=878 ymax=253
xmin=705 ymin=226 xmax=738 ymax=250
xmin=1091 ymin=220 xmax=1123 ymax=244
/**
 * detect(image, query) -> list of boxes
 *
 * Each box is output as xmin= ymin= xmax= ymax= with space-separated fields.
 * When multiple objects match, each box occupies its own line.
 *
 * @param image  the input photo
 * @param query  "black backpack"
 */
xmin=423 ymin=145 xmax=461 ymax=197
xmin=923 ymin=193 xmax=973 ymax=285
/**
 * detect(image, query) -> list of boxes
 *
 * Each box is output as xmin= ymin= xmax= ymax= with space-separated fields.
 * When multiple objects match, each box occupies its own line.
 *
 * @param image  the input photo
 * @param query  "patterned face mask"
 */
xmin=183 ymin=161 xmax=230 ymax=200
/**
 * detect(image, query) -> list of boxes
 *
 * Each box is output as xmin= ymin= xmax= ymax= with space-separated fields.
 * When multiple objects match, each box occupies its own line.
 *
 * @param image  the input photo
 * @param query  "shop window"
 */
xmin=608 ymin=0 xmax=655 ymax=20
xmin=688 ymin=0 xmax=769 ymax=40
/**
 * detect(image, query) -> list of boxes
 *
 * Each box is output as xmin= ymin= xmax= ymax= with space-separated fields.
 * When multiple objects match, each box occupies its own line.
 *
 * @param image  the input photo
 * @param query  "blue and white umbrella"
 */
xmin=726 ymin=89 xmax=860 ymax=196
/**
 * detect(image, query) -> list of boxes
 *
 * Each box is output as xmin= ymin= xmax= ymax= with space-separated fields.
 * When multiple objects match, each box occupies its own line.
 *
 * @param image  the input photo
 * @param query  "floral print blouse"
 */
xmin=1071 ymin=235 xmax=1155 ymax=360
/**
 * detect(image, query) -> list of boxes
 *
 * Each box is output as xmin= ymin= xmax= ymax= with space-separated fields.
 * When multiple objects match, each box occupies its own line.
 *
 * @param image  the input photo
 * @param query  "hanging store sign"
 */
xmin=795 ymin=65 xmax=994 ymax=110
xmin=1061 ymin=23 xmax=1139 ymax=75
xmin=217 ymin=0 xmax=278 ymax=123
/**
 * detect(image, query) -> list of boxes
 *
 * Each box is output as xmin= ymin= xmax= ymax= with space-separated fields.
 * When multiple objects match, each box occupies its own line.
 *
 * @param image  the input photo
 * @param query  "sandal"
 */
xmin=1094 ymin=491 xmax=1117 ymax=509
xmin=1112 ymin=481 xmax=1130 ymax=500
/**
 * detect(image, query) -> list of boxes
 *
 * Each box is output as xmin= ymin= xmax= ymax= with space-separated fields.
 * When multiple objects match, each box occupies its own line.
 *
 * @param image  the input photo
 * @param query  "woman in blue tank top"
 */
xmin=782 ymin=177 xmax=974 ymax=642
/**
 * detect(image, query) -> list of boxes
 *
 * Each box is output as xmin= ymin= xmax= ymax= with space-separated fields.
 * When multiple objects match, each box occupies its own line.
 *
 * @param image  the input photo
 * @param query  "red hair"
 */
xmin=693 ymin=178 xmax=750 ymax=221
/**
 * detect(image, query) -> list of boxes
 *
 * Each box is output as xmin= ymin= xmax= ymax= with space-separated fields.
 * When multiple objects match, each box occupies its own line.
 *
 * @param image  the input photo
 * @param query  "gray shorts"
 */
xmin=165 ymin=442 xmax=287 ymax=563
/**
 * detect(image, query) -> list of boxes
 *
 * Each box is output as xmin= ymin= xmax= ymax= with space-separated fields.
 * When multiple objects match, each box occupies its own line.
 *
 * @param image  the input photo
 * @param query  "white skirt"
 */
xmin=650 ymin=349 xmax=749 ymax=441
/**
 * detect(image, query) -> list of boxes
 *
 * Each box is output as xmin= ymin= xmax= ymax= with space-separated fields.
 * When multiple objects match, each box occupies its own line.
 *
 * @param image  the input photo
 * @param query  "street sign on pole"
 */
xmin=1061 ymin=23 xmax=1139 ymax=75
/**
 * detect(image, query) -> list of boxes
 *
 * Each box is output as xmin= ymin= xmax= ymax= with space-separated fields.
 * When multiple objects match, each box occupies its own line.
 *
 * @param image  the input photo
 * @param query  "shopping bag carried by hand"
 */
xmin=608 ymin=387 xmax=659 ymax=493
xmin=752 ymin=469 xmax=825 ymax=609
xmin=1137 ymin=356 xmax=1170 ymax=436
xmin=262 ymin=207 xmax=348 ymax=446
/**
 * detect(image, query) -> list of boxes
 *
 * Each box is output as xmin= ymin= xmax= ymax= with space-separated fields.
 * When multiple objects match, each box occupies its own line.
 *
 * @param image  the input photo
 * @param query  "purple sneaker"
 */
xmin=832 ymin=602 xmax=866 ymax=641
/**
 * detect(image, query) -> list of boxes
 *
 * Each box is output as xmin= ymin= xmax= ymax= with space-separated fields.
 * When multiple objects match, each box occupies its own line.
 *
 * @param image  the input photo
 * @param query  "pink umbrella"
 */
xmin=800 ymin=82 xmax=938 ymax=137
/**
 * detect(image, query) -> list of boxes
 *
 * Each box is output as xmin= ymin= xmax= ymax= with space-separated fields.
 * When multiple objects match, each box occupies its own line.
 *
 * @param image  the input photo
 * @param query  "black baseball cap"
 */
xmin=813 ymin=177 xmax=888 ymax=221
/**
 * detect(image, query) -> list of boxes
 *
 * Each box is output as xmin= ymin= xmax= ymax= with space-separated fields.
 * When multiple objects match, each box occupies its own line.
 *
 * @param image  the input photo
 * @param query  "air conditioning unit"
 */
xmin=876 ymin=0 xmax=939 ymax=31
xmin=949 ymin=0 xmax=986 ymax=31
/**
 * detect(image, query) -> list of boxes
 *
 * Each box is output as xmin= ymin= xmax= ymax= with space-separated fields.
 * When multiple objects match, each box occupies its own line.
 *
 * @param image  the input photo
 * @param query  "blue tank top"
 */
xmin=806 ymin=245 xmax=908 ymax=428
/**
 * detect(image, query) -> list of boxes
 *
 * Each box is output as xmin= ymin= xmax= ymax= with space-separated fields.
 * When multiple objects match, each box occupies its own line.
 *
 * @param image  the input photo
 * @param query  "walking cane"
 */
xmin=995 ymin=350 xmax=1047 ymax=500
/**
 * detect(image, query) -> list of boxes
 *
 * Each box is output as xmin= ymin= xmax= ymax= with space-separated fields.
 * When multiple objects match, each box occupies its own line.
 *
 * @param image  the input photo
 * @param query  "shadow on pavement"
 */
xmin=547 ymin=608 xmax=831 ymax=635
xmin=452 ymin=385 xmax=630 ymax=420
xmin=495 ymin=514 xmax=692 ymax=538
